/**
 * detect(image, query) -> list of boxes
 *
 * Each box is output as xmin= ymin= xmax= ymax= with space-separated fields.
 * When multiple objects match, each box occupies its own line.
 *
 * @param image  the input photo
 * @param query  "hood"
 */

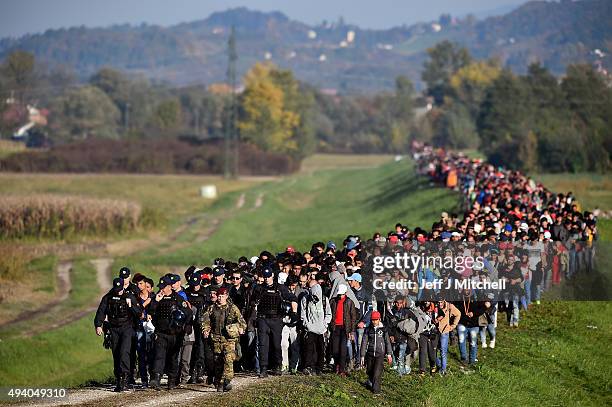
xmin=310 ymin=283 xmax=322 ymax=299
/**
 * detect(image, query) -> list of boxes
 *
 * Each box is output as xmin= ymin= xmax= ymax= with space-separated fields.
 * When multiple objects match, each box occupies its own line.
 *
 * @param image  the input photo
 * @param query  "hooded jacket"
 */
xmin=300 ymin=283 xmax=332 ymax=335
xmin=360 ymin=323 xmax=392 ymax=358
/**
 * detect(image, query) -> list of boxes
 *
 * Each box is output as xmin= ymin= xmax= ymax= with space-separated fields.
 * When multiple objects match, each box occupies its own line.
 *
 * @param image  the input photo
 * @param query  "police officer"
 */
xmin=201 ymin=286 xmax=246 ymax=392
xmin=211 ymin=266 xmax=231 ymax=293
xmin=249 ymin=268 xmax=297 ymax=378
xmin=119 ymin=267 xmax=139 ymax=297
xmin=148 ymin=275 xmax=192 ymax=390
xmin=94 ymin=277 xmax=142 ymax=392
xmin=184 ymin=273 xmax=207 ymax=384
xmin=118 ymin=266 xmax=139 ymax=384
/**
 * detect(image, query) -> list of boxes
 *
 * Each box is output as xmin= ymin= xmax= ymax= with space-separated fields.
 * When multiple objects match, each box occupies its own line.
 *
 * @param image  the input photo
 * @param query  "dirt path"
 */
xmin=236 ymin=193 xmax=246 ymax=209
xmin=21 ymin=258 xmax=112 ymax=337
xmin=253 ymin=193 xmax=264 ymax=209
xmin=27 ymin=374 xmax=261 ymax=406
xmin=91 ymin=258 xmax=112 ymax=292
xmin=0 ymin=261 xmax=72 ymax=329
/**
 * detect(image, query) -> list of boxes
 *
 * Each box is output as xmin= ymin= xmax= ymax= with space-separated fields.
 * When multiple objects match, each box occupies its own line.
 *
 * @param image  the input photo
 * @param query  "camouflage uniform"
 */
xmin=201 ymin=302 xmax=246 ymax=383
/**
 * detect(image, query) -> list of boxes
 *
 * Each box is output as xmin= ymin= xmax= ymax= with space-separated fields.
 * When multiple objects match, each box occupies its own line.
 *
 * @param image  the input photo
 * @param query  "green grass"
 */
xmin=0 ymin=314 xmax=113 ymax=387
xmin=300 ymin=154 xmax=394 ymax=173
xmin=208 ymin=302 xmax=612 ymax=407
xmin=534 ymin=173 xmax=612 ymax=212
xmin=0 ymin=254 xmax=57 ymax=324
xmin=0 ymin=257 xmax=99 ymax=339
xmin=120 ymin=159 xmax=459 ymax=268
xmin=0 ymin=156 xmax=610 ymax=406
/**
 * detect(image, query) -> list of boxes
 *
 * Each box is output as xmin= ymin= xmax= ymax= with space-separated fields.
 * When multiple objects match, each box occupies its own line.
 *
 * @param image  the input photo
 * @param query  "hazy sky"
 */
xmin=0 ymin=0 xmax=529 ymax=39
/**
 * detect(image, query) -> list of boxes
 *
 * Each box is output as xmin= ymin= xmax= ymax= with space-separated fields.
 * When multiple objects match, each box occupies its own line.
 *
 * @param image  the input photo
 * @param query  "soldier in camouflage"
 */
xmin=201 ymin=286 xmax=246 ymax=392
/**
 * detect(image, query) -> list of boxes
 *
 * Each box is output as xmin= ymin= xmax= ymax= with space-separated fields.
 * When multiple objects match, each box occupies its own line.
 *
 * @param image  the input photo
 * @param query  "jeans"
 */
xmin=438 ymin=332 xmax=449 ymax=372
xmin=353 ymin=328 xmax=365 ymax=366
xmin=480 ymin=308 xmax=497 ymax=343
xmin=521 ymin=279 xmax=531 ymax=310
xmin=505 ymin=294 xmax=520 ymax=325
xmin=457 ymin=325 xmax=479 ymax=364
xmin=396 ymin=342 xmax=409 ymax=375
xmin=532 ymin=282 xmax=542 ymax=302
xmin=136 ymin=330 xmax=151 ymax=383
xmin=247 ymin=330 xmax=260 ymax=373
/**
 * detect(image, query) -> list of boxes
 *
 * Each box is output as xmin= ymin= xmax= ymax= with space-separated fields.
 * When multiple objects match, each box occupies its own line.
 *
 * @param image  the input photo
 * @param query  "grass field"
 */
xmin=0 ymin=155 xmax=610 ymax=406
xmin=211 ymin=301 xmax=612 ymax=407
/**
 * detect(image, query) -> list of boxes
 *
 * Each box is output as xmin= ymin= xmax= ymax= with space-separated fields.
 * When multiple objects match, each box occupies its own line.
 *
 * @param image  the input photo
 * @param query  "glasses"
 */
xmin=230 ymin=276 xmax=241 ymax=280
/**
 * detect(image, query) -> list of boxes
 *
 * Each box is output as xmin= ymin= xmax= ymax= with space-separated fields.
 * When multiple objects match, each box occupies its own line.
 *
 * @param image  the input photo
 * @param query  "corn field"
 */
xmin=0 ymin=195 xmax=142 ymax=239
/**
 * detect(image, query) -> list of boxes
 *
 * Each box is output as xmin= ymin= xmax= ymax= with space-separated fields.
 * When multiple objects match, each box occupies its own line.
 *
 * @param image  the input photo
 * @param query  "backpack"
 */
xmin=397 ymin=307 xmax=433 ymax=337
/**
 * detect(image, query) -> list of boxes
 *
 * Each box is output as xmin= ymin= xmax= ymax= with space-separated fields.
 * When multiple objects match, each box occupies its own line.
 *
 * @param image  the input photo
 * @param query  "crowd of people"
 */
xmin=94 ymin=143 xmax=599 ymax=394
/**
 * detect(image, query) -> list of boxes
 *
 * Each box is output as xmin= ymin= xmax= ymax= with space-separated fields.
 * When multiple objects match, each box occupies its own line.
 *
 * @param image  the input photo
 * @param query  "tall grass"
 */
xmin=0 ymin=194 xmax=142 ymax=239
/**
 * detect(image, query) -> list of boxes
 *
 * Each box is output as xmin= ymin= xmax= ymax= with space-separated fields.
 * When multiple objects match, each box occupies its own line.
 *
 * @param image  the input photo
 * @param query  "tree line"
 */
xmin=417 ymin=41 xmax=612 ymax=173
xmin=0 ymin=47 xmax=610 ymax=173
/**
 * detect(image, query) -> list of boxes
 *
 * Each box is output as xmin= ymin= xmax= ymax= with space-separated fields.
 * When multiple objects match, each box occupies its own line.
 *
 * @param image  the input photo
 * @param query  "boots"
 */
xmin=149 ymin=373 xmax=161 ymax=390
xmin=187 ymin=367 xmax=199 ymax=384
xmin=223 ymin=379 xmax=232 ymax=392
xmin=216 ymin=380 xmax=223 ymax=392
xmin=196 ymin=371 xmax=205 ymax=384
xmin=113 ymin=376 xmax=123 ymax=392
xmin=167 ymin=377 xmax=177 ymax=390
xmin=206 ymin=374 xmax=214 ymax=385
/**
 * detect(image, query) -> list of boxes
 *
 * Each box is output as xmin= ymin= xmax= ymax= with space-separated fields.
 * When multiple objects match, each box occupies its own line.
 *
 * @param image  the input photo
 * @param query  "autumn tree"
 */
xmin=238 ymin=63 xmax=302 ymax=155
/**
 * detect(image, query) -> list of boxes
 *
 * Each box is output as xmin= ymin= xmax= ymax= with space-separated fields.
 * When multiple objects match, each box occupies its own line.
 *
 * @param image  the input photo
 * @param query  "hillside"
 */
xmin=0 ymin=1 xmax=610 ymax=91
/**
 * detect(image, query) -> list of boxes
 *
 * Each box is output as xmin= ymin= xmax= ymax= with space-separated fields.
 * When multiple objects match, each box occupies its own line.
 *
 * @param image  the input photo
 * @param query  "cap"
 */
xmin=112 ymin=277 xmax=124 ymax=292
xmin=262 ymin=268 xmax=274 ymax=278
xmin=184 ymin=265 xmax=196 ymax=280
xmin=504 ymin=224 xmax=513 ymax=232
xmin=217 ymin=287 xmax=229 ymax=296
xmin=169 ymin=274 xmax=181 ymax=284
xmin=119 ymin=267 xmax=131 ymax=278
xmin=337 ymin=284 xmax=348 ymax=295
xmin=213 ymin=267 xmax=226 ymax=277
xmin=327 ymin=241 xmax=337 ymax=250
xmin=371 ymin=310 xmax=381 ymax=320
xmin=158 ymin=276 xmax=172 ymax=289
xmin=286 ymin=246 xmax=295 ymax=254
xmin=347 ymin=273 xmax=362 ymax=283
xmin=250 ymin=256 xmax=259 ymax=265
xmin=188 ymin=274 xmax=201 ymax=286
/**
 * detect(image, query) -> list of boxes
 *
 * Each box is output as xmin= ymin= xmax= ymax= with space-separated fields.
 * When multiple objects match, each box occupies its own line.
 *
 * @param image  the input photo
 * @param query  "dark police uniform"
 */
xmin=148 ymin=289 xmax=192 ymax=389
xmin=250 ymin=280 xmax=296 ymax=376
xmin=185 ymin=284 xmax=207 ymax=383
xmin=94 ymin=279 xmax=142 ymax=391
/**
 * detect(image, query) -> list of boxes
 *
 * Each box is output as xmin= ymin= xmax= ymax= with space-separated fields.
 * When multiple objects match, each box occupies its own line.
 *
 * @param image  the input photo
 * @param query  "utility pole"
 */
xmin=124 ymin=102 xmax=130 ymax=135
xmin=224 ymin=26 xmax=238 ymax=179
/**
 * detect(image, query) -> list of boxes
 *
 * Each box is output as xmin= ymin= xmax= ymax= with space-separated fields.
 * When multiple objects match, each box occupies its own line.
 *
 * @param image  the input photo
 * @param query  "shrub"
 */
xmin=0 ymin=137 xmax=299 ymax=175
